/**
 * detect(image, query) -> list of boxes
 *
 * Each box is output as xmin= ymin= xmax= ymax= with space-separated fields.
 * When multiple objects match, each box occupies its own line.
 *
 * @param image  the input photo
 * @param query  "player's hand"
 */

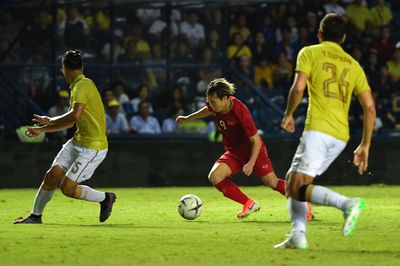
xmin=281 ymin=114 xmax=295 ymax=133
xmin=353 ymin=144 xmax=369 ymax=175
xmin=32 ymin=114 xmax=53 ymax=126
xmin=25 ymin=126 xmax=43 ymax=138
xmin=175 ymin=115 xmax=188 ymax=125
xmin=243 ymin=163 xmax=254 ymax=176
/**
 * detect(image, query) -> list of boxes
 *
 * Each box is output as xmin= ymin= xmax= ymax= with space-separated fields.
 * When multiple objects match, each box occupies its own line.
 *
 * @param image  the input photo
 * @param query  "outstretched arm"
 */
xmin=26 ymin=103 xmax=84 ymax=136
xmin=353 ymin=91 xmax=376 ymax=175
xmin=176 ymin=106 xmax=213 ymax=125
xmin=281 ymin=72 xmax=308 ymax=133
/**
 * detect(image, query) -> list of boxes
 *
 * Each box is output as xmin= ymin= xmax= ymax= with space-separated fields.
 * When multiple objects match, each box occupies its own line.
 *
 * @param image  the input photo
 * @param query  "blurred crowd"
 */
xmin=1 ymin=0 xmax=400 ymax=139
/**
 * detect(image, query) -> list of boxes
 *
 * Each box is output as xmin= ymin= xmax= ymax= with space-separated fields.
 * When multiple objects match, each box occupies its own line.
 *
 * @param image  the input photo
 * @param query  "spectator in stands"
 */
xmin=387 ymin=47 xmax=400 ymax=82
xmin=229 ymin=14 xmax=251 ymax=40
xmin=204 ymin=9 xmax=222 ymax=30
xmin=19 ymin=51 xmax=51 ymax=109
xmin=130 ymin=84 xmax=154 ymax=113
xmin=227 ymin=32 xmax=252 ymax=60
xmin=102 ymin=89 xmax=115 ymax=111
xmin=58 ymin=7 xmax=89 ymax=50
xmin=369 ymin=0 xmax=393 ymax=36
xmin=258 ymin=15 xmax=277 ymax=48
xmin=251 ymin=32 xmax=270 ymax=65
xmin=101 ymin=29 xmax=125 ymax=62
xmin=47 ymin=90 xmax=70 ymax=141
xmin=112 ymin=82 xmax=130 ymax=109
xmin=372 ymin=26 xmax=395 ymax=63
xmin=323 ymin=0 xmax=346 ymax=16
xmin=275 ymin=52 xmax=293 ymax=89
xmin=273 ymin=28 xmax=297 ymax=62
xmin=180 ymin=11 xmax=205 ymax=50
xmin=116 ymin=38 xmax=143 ymax=92
xmin=302 ymin=12 xmax=319 ymax=44
xmin=276 ymin=16 xmax=298 ymax=44
xmin=162 ymin=107 xmax=183 ymax=133
xmin=346 ymin=0 xmax=371 ymax=40
xmin=48 ymin=90 xmax=70 ymax=117
xmin=106 ymin=100 xmax=130 ymax=135
xmin=22 ymin=11 xmax=52 ymax=60
xmin=206 ymin=29 xmax=223 ymax=62
xmin=136 ymin=8 xmax=161 ymax=27
xmin=130 ymin=101 xmax=161 ymax=134
xmin=144 ymin=44 xmax=167 ymax=91
xmin=364 ymin=51 xmax=380 ymax=85
xmin=125 ymin=25 xmax=151 ymax=61
xmin=254 ymin=58 xmax=276 ymax=90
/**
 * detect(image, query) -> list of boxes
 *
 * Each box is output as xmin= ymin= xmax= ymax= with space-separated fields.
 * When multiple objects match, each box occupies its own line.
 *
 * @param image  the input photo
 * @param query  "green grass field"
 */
xmin=1 ymin=186 xmax=399 ymax=266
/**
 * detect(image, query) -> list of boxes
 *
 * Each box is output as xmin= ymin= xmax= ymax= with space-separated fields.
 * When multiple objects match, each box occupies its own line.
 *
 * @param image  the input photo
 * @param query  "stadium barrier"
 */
xmin=0 ymin=138 xmax=395 ymax=188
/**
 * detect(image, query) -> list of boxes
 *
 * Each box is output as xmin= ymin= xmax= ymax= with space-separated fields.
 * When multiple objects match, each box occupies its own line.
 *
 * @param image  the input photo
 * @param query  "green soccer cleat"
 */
xmin=342 ymin=198 xmax=366 ymax=237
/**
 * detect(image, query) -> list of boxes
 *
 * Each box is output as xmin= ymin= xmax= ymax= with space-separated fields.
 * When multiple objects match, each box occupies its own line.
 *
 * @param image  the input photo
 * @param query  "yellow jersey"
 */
xmin=69 ymin=74 xmax=108 ymax=150
xmin=296 ymin=41 xmax=371 ymax=142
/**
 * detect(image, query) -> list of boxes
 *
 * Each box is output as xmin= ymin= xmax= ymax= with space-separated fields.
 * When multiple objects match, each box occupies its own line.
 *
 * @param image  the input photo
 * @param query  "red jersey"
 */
xmin=206 ymin=96 xmax=265 ymax=151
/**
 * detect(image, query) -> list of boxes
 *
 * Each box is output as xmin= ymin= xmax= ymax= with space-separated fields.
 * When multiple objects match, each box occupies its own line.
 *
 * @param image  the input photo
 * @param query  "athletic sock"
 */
xmin=78 ymin=185 xmax=106 ymax=202
xmin=32 ymin=187 xmax=56 ymax=216
xmin=310 ymin=185 xmax=351 ymax=211
xmin=214 ymin=179 xmax=249 ymax=205
xmin=273 ymin=178 xmax=286 ymax=196
xmin=289 ymin=197 xmax=307 ymax=233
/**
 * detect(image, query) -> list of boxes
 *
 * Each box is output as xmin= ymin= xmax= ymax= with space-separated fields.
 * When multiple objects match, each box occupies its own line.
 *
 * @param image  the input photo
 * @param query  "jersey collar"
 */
xmin=321 ymin=41 xmax=343 ymax=50
xmin=69 ymin=74 xmax=85 ymax=89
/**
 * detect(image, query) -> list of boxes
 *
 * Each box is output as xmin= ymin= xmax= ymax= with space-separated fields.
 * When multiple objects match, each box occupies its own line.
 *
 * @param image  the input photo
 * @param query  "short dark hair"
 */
xmin=206 ymin=78 xmax=236 ymax=99
xmin=319 ymin=13 xmax=346 ymax=43
xmin=62 ymin=49 xmax=83 ymax=70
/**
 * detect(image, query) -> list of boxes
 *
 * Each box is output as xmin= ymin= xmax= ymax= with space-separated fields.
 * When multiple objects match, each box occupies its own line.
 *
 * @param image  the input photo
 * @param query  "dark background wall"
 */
xmin=0 ymin=138 xmax=396 ymax=188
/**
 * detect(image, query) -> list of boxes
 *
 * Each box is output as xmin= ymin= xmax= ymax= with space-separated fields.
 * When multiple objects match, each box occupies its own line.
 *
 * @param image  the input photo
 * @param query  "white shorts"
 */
xmin=289 ymin=131 xmax=347 ymax=177
xmin=52 ymin=139 xmax=108 ymax=183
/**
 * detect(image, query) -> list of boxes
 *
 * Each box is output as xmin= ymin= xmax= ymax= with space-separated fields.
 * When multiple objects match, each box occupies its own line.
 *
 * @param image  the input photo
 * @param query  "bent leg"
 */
xmin=260 ymin=172 xmax=286 ymax=196
xmin=209 ymin=162 xmax=249 ymax=205
xmin=59 ymin=176 xmax=105 ymax=202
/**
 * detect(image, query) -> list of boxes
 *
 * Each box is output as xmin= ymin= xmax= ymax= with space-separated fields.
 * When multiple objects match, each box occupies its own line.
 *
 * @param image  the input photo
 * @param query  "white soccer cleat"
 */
xmin=342 ymin=198 xmax=366 ymax=237
xmin=274 ymin=231 xmax=308 ymax=250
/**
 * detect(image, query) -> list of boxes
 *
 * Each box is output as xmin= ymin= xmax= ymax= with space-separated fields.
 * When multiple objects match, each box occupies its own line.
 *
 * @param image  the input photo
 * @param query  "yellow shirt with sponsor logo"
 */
xmin=296 ymin=41 xmax=371 ymax=142
xmin=69 ymin=74 xmax=108 ymax=150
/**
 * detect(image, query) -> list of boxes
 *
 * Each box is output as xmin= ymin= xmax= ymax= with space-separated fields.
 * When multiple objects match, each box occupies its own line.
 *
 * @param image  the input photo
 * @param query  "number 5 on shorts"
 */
xmin=71 ymin=161 xmax=82 ymax=174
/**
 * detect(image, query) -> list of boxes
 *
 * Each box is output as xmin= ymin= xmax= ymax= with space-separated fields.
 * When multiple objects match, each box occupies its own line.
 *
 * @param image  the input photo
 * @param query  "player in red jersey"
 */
xmin=176 ymin=78 xmax=312 ymax=219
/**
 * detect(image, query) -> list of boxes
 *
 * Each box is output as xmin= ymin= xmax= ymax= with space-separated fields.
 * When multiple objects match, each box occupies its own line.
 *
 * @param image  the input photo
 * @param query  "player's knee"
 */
xmin=208 ymin=172 xmax=222 ymax=185
xmin=43 ymin=171 xmax=61 ymax=189
xmin=60 ymin=181 xmax=78 ymax=198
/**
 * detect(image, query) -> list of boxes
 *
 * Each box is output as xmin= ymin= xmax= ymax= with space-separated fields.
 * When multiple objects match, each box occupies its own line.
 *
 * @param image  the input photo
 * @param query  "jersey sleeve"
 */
xmin=295 ymin=46 xmax=312 ymax=76
xmin=236 ymin=102 xmax=257 ymax=137
xmin=353 ymin=64 xmax=371 ymax=96
xmin=71 ymin=80 xmax=89 ymax=105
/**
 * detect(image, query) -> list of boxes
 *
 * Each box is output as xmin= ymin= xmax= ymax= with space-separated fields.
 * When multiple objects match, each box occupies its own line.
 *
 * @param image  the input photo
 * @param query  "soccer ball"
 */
xmin=177 ymin=194 xmax=203 ymax=220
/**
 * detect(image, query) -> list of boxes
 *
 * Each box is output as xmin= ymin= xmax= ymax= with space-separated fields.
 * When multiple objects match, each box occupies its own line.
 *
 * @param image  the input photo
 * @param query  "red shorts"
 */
xmin=216 ymin=146 xmax=274 ymax=177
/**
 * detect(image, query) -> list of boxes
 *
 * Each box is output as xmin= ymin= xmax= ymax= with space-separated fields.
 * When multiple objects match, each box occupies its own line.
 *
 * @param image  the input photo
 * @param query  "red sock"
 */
xmin=214 ymin=179 xmax=249 ymax=205
xmin=274 ymin=179 xmax=286 ymax=196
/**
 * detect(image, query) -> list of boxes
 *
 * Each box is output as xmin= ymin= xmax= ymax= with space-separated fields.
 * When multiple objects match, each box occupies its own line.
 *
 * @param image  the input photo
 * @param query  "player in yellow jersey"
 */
xmin=14 ymin=50 xmax=116 ymax=224
xmin=274 ymin=14 xmax=376 ymax=249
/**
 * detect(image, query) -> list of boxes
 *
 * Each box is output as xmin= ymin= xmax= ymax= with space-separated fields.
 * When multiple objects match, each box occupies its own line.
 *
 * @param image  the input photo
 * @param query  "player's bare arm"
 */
xmin=176 ymin=106 xmax=213 ymax=125
xmin=28 ymin=103 xmax=85 ymax=136
xmin=243 ymin=134 xmax=262 ymax=176
xmin=281 ymin=72 xmax=308 ymax=133
xmin=354 ymin=91 xmax=376 ymax=175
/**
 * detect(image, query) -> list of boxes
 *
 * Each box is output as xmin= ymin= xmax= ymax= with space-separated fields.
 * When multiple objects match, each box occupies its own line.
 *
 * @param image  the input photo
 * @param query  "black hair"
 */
xmin=62 ymin=49 xmax=83 ymax=70
xmin=319 ymin=13 xmax=346 ymax=43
